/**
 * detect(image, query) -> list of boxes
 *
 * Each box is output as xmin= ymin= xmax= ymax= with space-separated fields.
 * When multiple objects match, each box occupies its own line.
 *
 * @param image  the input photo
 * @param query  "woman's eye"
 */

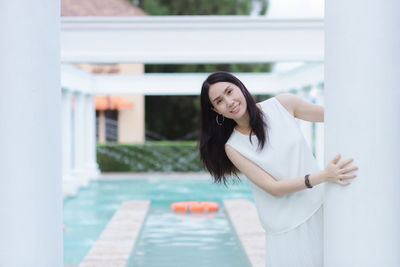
xmin=216 ymin=99 xmax=222 ymax=104
xmin=227 ymin=89 xmax=232 ymax=94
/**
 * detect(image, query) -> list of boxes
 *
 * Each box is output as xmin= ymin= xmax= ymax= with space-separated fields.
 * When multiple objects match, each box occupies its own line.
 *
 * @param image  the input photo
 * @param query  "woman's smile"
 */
xmin=230 ymin=104 xmax=240 ymax=114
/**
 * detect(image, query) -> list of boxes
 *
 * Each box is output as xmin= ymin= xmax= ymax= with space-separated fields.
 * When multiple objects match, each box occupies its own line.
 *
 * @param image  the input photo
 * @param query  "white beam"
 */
xmin=86 ymin=64 xmax=322 ymax=95
xmin=61 ymin=63 xmax=324 ymax=95
xmin=61 ymin=16 xmax=323 ymax=63
xmin=92 ymin=73 xmax=277 ymax=95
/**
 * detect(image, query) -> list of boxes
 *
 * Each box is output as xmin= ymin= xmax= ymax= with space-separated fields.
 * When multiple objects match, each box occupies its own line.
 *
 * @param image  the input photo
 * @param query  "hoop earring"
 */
xmin=216 ymin=114 xmax=224 ymax=126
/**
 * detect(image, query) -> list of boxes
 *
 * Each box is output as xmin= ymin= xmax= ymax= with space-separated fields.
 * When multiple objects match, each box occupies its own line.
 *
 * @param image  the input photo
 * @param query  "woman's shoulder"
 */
xmin=226 ymin=127 xmax=240 ymax=145
xmin=257 ymin=97 xmax=276 ymax=111
xmin=274 ymin=94 xmax=296 ymax=116
xmin=257 ymin=94 xmax=296 ymax=117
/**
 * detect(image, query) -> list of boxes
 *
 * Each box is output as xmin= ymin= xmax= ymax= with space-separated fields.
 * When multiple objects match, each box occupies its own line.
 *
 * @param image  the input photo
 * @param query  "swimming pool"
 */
xmin=63 ymin=174 xmax=254 ymax=266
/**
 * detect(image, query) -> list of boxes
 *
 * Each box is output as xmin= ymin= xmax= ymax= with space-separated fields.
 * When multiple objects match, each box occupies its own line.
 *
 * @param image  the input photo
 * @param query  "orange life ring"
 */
xmin=170 ymin=201 xmax=219 ymax=213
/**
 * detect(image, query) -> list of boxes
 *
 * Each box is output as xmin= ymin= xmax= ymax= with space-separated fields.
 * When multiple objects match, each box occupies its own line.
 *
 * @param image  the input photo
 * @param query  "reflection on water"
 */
xmin=128 ymin=209 xmax=251 ymax=267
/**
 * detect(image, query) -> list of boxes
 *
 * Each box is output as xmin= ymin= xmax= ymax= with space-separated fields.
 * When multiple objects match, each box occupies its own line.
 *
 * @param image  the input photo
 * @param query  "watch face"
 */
xmin=305 ymin=174 xmax=312 ymax=188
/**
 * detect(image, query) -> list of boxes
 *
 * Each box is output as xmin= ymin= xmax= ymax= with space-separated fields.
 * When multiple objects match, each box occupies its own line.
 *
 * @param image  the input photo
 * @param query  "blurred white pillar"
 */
xmin=0 ymin=2 xmax=62 ymax=266
xmin=84 ymin=94 xmax=100 ymax=177
xmin=325 ymin=0 xmax=400 ymax=266
xmin=72 ymin=92 xmax=89 ymax=186
xmin=61 ymin=89 xmax=72 ymax=178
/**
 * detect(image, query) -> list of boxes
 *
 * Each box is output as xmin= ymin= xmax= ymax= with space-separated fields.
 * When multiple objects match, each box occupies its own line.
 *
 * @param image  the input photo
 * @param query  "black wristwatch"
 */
xmin=305 ymin=174 xmax=313 ymax=188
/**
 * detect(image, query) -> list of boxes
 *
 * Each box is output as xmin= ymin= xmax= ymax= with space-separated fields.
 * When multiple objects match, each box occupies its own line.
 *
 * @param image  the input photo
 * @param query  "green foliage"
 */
xmin=135 ymin=0 xmax=268 ymax=15
xmin=138 ymin=0 xmax=169 ymax=15
xmin=145 ymin=95 xmax=200 ymax=140
xmin=253 ymin=94 xmax=272 ymax=103
xmin=145 ymin=63 xmax=273 ymax=73
xmin=97 ymin=142 xmax=204 ymax=172
xmin=137 ymin=0 xmax=263 ymax=15
xmin=259 ymin=0 xmax=269 ymax=15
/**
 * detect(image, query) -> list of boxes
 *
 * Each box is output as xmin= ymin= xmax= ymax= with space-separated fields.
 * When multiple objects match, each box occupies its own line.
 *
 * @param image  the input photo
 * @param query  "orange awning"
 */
xmin=95 ymin=96 xmax=133 ymax=111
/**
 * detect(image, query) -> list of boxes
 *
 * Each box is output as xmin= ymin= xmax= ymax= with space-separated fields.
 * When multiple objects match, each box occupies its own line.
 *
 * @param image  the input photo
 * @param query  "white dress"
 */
xmin=226 ymin=97 xmax=325 ymax=267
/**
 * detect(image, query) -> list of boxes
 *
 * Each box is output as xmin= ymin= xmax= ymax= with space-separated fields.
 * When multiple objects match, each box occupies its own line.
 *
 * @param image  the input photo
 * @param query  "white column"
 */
xmin=84 ymin=94 xmax=100 ymax=177
xmin=72 ymin=92 xmax=89 ymax=186
xmin=325 ymin=0 xmax=400 ymax=266
xmin=62 ymin=89 xmax=78 ymax=196
xmin=61 ymin=89 xmax=72 ymax=178
xmin=0 ymin=2 xmax=62 ymax=266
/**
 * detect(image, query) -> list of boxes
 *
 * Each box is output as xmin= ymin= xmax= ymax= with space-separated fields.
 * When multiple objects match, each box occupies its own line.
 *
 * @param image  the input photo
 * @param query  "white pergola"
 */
xmin=61 ymin=16 xmax=323 ymax=63
xmin=60 ymin=17 xmax=326 ymax=198
xmin=1 ymin=6 xmax=399 ymax=267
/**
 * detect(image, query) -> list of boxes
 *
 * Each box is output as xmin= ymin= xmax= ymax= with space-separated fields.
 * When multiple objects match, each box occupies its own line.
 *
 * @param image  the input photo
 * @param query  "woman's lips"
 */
xmin=231 ymin=104 xmax=240 ymax=114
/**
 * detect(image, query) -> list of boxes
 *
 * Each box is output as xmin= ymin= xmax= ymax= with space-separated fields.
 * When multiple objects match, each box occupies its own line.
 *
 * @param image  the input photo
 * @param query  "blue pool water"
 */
xmin=63 ymin=174 xmax=254 ymax=266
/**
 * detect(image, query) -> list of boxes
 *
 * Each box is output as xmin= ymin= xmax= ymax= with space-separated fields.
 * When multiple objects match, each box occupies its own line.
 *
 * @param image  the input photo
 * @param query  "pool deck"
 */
xmin=224 ymin=199 xmax=266 ymax=267
xmin=79 ymin=200 xmax=150 ymax=267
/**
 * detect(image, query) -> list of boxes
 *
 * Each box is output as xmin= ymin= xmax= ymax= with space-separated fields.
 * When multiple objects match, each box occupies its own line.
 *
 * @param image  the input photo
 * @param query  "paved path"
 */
xmin=79 ymin=201 xmax=150 ymax=267
xmin=224 ymin=199 xmax=266 ymax=267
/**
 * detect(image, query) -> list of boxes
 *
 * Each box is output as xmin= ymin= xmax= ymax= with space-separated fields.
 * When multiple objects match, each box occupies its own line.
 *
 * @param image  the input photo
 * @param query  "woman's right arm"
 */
xmin=225 ymin=145 xmax=358 ymax=197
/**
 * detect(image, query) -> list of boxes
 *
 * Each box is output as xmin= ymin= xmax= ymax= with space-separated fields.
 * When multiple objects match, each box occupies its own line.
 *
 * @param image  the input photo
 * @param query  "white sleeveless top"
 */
xmin=226 ymin=97 xmax=325 ymax=235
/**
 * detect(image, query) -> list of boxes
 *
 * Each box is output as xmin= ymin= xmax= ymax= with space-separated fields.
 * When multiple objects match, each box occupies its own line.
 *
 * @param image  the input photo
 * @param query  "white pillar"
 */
xmin=62 ymin=89 xmax=78 ymax=196
xmin=61 ymin=89 xmax=72 ymax=178
xmin=325 ymin=1 xmax=400 ymax=266
xmin=72 ymin=92 xmax=89 ymax=186
xmin=0 ymin=2 xmax=62 ymax=266
xmin=84 ymin=94 xmax=100 ymax=177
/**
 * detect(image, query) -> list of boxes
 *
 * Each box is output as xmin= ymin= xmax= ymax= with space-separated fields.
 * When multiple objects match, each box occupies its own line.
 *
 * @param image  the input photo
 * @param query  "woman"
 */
xmin=199 ymin=71 xmax=358 ymax=266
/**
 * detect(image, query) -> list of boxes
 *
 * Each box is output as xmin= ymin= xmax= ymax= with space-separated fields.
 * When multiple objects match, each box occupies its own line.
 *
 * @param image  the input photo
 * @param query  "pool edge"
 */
xmin=78 ymin=200 xmax=150 ymax=267
xmin=224 ymin=199 xmax=266 ymax=267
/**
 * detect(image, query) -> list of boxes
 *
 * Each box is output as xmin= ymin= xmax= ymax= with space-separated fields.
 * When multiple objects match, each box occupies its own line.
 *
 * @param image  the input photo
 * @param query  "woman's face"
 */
xmin=208 ymin=81 xmax=247 ymax=120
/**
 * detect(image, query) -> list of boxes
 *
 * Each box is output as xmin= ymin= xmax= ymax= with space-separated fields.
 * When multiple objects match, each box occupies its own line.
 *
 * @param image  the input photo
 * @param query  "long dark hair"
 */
xmin=199 ymin=71 xmax=268 ymax=185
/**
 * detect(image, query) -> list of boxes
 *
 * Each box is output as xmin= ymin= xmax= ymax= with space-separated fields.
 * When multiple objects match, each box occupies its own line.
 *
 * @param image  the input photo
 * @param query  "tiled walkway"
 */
xmin=79 ymin=201 xmax=150 ymax=267
xmin=224 ymin=199 xmax=266 ymax=267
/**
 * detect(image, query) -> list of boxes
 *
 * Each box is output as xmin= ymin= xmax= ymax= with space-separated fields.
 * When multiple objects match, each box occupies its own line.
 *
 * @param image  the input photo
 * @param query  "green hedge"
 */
xmin=97 ymin=141 xmax=205 ymax=172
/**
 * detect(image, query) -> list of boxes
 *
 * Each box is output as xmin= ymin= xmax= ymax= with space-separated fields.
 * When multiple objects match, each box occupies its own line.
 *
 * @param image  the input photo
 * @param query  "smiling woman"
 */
xmin=199 ymin=72 xmax=267 ymax=184
xmin=198 ymin=71 xmax=358 ymax=267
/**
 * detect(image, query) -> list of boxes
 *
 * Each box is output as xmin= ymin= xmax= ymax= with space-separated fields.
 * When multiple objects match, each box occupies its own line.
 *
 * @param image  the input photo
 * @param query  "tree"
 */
xmin=131 ymin=0 xmax=272 ymax=140
xmin=136 ymin=0 xmax=268 ymax=16
xmin=144 ymin=63 xmax=272 ymax=73
xmin=145 ymin=95 xmax=200 ymax=140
